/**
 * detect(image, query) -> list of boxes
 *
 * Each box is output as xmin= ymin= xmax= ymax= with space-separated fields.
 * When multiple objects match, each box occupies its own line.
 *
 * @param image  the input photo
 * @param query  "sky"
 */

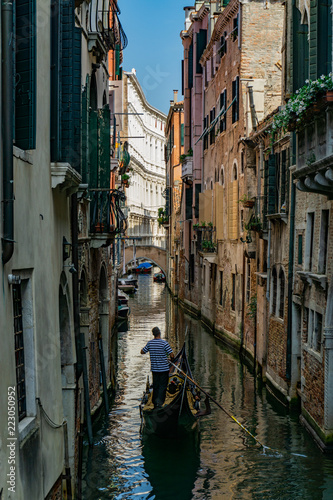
xmin=119 ymin=0 xmax=186 ymax=115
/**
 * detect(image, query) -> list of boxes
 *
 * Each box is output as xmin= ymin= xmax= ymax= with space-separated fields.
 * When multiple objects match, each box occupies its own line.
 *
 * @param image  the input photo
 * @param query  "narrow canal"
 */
xmin=82 ymin=271 xmax=333 ymax=499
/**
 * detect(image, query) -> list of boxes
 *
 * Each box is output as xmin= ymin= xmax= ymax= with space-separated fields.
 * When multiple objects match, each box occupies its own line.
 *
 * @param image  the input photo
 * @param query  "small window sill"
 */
xmin=267 ymin=213 xmax=288 ymax=224
xmin=303 ymin=344 xmax=322 ymax=363
xmin=19 ymin=416 xmax=38 ymax=443
xmin=297 ymin=271 xmax=327 ymax=290
xmin=14 ymin=146 xmax=33 ymax=165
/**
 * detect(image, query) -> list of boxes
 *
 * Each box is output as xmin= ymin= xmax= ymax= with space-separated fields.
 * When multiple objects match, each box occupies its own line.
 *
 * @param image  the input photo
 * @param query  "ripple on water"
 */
xmin=82 ymin=272 xmax=333 ymax=500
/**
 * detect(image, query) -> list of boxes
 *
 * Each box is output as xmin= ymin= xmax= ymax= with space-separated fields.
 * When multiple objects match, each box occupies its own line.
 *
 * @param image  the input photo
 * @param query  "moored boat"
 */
xmin=118 ymin=279 xmax=136 ymax=294
xmin=118 ymin=304 xmax=130 ymax=319
xmin=139 ymin=344 xmax=210 ymax=436
xmin=133 ymin=261 xmax=153 ymax=274
xmin=153 ymin=272 xmax=165 ymax=282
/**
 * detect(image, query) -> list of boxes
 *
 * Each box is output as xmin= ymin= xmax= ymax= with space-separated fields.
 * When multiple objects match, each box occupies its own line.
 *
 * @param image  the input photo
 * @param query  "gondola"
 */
xmin=139 ymin=344 xmax=210 ymax=436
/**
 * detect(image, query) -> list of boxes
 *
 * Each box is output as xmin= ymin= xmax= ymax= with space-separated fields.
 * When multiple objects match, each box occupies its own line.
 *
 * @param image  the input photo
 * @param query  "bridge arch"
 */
xmin=125 ymin=245 xmax=167 ymax=276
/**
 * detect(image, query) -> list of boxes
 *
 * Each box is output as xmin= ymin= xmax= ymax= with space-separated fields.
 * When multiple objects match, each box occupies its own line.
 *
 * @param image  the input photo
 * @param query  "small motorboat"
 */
xmin=120 ymin=274 xmax=138 ymax=288
xmin=133 ymin=262 xmax=153 ymax=274
xmin=118 ymin=290 xmax=129 ymax=305
xmin=118 ymin=280 xmax=136 ymax=294
xmin=153 ymin=272 xmax=165 ymax=283
xmin=118 ymin=304 xmax=130 ymax=319
xmin=139 ymin=344 xmax=210 ymax=436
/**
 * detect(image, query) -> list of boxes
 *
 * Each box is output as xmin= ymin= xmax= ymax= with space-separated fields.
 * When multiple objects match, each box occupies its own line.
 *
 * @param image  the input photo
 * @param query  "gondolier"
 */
xmin=141 ymin=327 xmax=174 ymax=408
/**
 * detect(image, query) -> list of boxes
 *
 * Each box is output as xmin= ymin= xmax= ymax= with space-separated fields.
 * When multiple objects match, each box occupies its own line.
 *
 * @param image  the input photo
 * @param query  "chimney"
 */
xmin=184 ymin=6 xmax=195 ymax=30
xmin=173 ymin=90 xmax=178 ymax=103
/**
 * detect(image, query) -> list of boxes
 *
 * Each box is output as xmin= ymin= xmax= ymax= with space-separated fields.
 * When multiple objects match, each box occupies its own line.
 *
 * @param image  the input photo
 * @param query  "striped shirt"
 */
xmin=142 ymin=338 xmax=173 ymax=372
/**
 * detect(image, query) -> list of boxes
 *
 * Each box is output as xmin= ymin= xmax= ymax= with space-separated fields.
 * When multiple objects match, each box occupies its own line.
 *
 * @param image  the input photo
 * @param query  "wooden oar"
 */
xmin=169 ymin=361 xmax=271 ymax=451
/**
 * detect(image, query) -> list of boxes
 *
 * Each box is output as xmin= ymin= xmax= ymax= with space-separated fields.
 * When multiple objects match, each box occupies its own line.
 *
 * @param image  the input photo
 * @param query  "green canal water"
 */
xmin=82 ymin=272 xmax=333 ymax=499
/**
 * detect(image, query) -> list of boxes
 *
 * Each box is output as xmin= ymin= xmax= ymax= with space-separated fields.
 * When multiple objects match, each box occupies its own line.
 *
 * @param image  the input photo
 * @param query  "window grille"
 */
xmin=13 ymin=284 xmax=26 ymax=421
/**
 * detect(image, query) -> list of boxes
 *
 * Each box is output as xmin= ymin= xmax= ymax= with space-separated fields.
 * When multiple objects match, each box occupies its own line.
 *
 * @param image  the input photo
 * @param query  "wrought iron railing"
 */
xmin=90 ymin=188 xmax=127 ymax=235
xmin=194 ymin=226 xmax=216 ymax=252
xmin=88 ymin=0 xmax=128 ymax=51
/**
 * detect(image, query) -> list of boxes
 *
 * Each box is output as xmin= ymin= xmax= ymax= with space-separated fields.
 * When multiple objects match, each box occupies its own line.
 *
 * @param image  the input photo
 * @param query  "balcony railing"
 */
xmin=88 ymin=0 xmax=128 ymax=53
xmin=181 ymin=157 xmax=193 ymax=181
xmin=194 ymin=226 xmax=216 ymax=252
xmin=90 ymin=188 xmax=127 ymax=235
xmin=294 ymin=98 xmax=333 ymax=197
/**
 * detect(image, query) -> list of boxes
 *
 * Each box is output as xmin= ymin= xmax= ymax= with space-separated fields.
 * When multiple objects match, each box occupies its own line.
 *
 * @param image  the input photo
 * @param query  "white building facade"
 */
xmin=123 ymin=71 xmax=167 ymax=248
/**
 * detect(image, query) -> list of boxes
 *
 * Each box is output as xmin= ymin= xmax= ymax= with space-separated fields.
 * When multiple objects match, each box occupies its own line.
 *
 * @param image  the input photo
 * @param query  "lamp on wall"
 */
xmin=63 ymin=237 xmax=71 ymax=262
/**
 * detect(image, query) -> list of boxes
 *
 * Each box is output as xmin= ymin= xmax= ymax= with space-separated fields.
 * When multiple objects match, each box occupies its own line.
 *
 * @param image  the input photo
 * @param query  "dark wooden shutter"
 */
xmin=281 ymin=149 xmax=287 ymax=209
xmin=181 ymin=60 xmax=184 ymax=96
xmin=309 ymin=0 xmax=318 ymax=80
xmin=51 ymin=0 xmax=61 ymax=161
xmin=292 ymin=2 xmax=309 ymax=92
xmin=195 ymin=184 xmax=201 ymax=218
xmin=181 ymin=123 xmax=184 ymax=147
xmin=196 ymin=29 xmax=207 ymax=74
xmin=268 ymin=154 xmax=276 ymax=215
xmin=232 ymin=77 xmax=239 ymax=123
xmin=317 ymin=0 xmax=332 ymax=76
xmin=98 ymin=106 xmax=111 ymax=189
xmin=15 ymin=0 xmax=36 ymax=150
xmin=89 ymin=109 xmax=98 ymax=189
xmin=115 ymin=44 xmax=120 ymax=77
xmin=72 ymin=27 xmax=82 ymax=173
xmin=186 ymin=186 xmax=193 ymax=220
xmin=81 ymin=84 xmax=88 ymax=183
xmin=188 ymin=43 xmax=193 ymax=89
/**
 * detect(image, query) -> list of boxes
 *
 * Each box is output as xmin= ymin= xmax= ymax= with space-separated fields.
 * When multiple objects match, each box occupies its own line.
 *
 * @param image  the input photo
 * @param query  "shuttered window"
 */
xmin=181 ymin=123 xmax=184 ymax=147
xmin=196 ymin=29 xmax=207 ymax=74
xmin=268 ymin=154 xmax=276 ymax=215
xmin=228 ymin=180 xmax=238 ymax=240
xmin=188 ymin=43 xmax=193 ymax=89
xmin=232 ymin=77 xmax=239 ymax=123
xmin=195 ymin=184 xmax=201 ymax=219
xmin=15 ymin=0 xmax=36 ymax=150
xmin=210 ymin=107 xmax=216 ymax=145
xmin=309 ymin=0 xmax=332 ymax=80
xmin=185 ymin=186 xmax=193 ymax=220
xmin=215 ymin=183 xmax=224 ymax=240
xmin=292 ymin=2 xmax=309 ymax=92
xmin=220 ymin=90 xmax=227 ymax=132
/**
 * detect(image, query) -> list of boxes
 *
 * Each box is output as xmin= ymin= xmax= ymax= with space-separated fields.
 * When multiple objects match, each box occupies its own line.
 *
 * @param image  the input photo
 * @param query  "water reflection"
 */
xmin=81 ymin=272 xmax=333 ymax=500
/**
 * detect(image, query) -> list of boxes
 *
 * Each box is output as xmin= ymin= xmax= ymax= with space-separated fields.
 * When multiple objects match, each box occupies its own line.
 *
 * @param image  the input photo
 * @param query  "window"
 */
xmin=232 ymin=163 xmax=238 ymax=181
xmin=210 ymin=108 xmax=216 ymax=145
xmin=241 ymin=150 xmax=244 ymax=174
xmin=219 ymin=32 xmax=227 ymax=57
xmin=181 ymin=123 xmax=184 ymax=147
xmin=231 ymin=16 xmax=238 ymax=41
xmin=305 ymin=212 xmax=315 ymax=271
xmin=220 ymin=90 xmax=227 ymax=133
xmin=232 ymin=77 xmax=239 ymax=123
xmin=221 ymin=167 xmax=225 ymax=186
xmin=298 ymin=234 xmax=303 ymax=265
xmin=318 ymin=210 xmax=329 ymax=274
xmin=203 ymin=115 xmax=209 ymax=150
xmin=13 ymin=284 xmax=26 ymax=421
xmin=240 ymin=209 xmax=244 ymax=233
xmin=219 ymin=271 xmax=223 ymax=306
xmin=231 ymin=273 xmax=235 ymax=311
xmin=15 ymin=0 xmax=36 ymax=150
xmin=196 ymin=29 xmax=207 ymax=74
xmin=272 ymin=267 xmax=277 ymax=314
xmin=246 ymin=261 xmax=251 ymax=303
xmin=278 ymin=270 xmax=285 ymax=318
xmin=308 ymin=309 xmax=323 ymax=353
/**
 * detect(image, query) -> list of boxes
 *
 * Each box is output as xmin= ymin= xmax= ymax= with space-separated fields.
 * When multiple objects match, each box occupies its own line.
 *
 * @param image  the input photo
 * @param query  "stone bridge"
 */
xmin=125 ymin=245 xmax=167 ymax=276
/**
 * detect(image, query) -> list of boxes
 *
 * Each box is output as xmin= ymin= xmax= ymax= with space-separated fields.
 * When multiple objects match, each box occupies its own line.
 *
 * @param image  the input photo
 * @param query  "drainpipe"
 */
xmin=286 ymin=174 xmax=295 ymax=381
xmin=2 ymin=0 xmax=14 ymax=264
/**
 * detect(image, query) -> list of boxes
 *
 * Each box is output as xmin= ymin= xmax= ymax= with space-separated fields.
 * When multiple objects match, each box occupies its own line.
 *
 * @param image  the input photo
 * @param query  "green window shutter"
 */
xmin=81 ymin=84 xmax=88 ymax=184
xmin=281 ymin=149 xmax=286 ymax=208
xmin=188 ymin=43 xmax=193 ymax=89
xmin=317 ymin=0 xmax=332 ymax=76
xmin=72 ymin=27 xmax=82 ymax=173
xmin=196 ymin=29 xmax=207 ymax=74
xmin=181 ymin=123 xmax=184 ymax=147
xmin=186 ymin=186 xmax=193 ymax=220
xmin=263 ymin=160 xmax=268 ymax=226
xmin=292 ymin=2 xmax=309 ymax=92
xmin=15 ymin=0 xmax=36 ymax=150
xmin=98 ymin=105 xmax=111 ymax=189
xmin=309 ymin=0 xmax=317 ymax=80
xmin=89 ymin=109 xmax=98 ymax=189
xmin=61 ymin=0 xmax=75 ymax=165
xmin=232 ymin=77 xmax=239 ymax=123
xmin=298 ymin=234 xmax=303 ymax=264
xmin=268 ymin=154 xmax=276 ymax=215
xmin=115 ymin=44 xmax=120 ymax=76
xmin=50 ymin=0 xmax=61 ymax=161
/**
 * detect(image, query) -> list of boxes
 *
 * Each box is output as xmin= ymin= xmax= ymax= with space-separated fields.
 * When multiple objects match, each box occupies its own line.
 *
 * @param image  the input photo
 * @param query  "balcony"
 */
xmin=293 ymin=96 xmax=333 ymax=198
xmin=89 ymin=188 xmax=127 ymax=248
xmin=87 ymin=0 xmax=128 ymax=60
xmin=181 ymin=157 xmax=193 ymax=183
xmin=194 ymin=226 xmax=216 ymax=253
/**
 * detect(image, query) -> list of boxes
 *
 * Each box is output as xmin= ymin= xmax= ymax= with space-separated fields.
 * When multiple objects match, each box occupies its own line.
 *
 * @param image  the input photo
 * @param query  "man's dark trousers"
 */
xmin=152 ymin=371 xmax=169 ymax=407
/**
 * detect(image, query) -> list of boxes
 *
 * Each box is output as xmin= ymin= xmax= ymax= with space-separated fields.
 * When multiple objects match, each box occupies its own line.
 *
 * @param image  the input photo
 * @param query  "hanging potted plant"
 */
xmin=122 ymin=173 xmax=130 ymax=187
xmin=238 ymin=194 xmax=255 ymax=208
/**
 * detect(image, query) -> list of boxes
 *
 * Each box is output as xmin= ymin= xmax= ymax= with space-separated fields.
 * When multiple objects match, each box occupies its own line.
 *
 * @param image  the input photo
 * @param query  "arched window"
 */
xmin=221 ymin=167 xmax=225 ymax=186
xmin=272 ymin=267 xmax=277 ymax=315
xmin=232 ymin=163 xmax=238 ymax=181
xmin=279 ymin=269 xmax=285 ymax=318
